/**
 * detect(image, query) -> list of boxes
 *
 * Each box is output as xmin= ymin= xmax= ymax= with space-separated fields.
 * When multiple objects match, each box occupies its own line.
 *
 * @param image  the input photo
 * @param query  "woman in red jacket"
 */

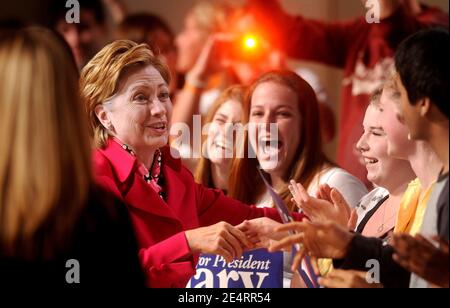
xmin=80 ymin=40 xmax=302 ymax=287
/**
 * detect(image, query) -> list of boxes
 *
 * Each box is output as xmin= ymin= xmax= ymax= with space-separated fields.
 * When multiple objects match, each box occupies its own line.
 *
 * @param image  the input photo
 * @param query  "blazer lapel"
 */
xmin=124 ymin=175 xmax=179 ymax=221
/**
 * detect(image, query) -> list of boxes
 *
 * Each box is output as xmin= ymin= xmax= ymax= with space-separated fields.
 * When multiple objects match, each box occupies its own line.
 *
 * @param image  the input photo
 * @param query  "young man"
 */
xmin=49 ymin=0 xmax=108 ymax=69
xmin=392 ymin=28 xmax=449 ymax=288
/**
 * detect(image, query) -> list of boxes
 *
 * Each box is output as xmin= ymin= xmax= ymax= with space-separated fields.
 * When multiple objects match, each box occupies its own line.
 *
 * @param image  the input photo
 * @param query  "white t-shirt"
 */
xmin=255 ymin=167 xmax=368 ymax=288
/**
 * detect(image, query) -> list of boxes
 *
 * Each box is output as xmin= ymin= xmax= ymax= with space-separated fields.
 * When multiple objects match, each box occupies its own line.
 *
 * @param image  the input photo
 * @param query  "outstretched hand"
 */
xmin=268 ymin=221 xmax=354 ymax=271
xmin=236 ymin=217 xmax=287 ymax=250
xmin=185 ymin=221 xmax=254 ymax=263
xmin=392 ymin=233 xmax=449 ymax=288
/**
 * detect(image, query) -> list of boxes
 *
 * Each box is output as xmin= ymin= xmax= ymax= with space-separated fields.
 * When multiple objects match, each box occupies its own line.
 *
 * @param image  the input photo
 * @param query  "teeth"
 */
xmin=215 ymin=141 xmax=226 ymax=149
xmin=150 ymin=123 xmax=166 ymax=129
xmin=364 ymin=158 xmax=378 ymax=164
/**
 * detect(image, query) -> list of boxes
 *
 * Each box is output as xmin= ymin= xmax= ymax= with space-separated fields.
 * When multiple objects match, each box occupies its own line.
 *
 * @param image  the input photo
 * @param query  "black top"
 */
xmin=356 ymin=194 xmax=390 ymax=236
xmin=436 ymin=173 xmax=449 ymax=242
xmin=0 ymin=186 xmax=145 ymax=287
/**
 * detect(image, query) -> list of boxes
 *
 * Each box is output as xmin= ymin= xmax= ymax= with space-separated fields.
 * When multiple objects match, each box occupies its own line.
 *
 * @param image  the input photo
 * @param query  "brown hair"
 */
xmin=0 ymin=27 xmax=91 ymax=258
xmin=80 ymin=40 xmax=171 ymax=148
xmin=228 ymin=70 xmax=331 ymax=210
xmin=194 ymin=85 xmax=246 ymax=187
xmin=116 ymin=13 xmax=174 ymax=55
xmin=369 ymin=87 xmax=384 ymax=107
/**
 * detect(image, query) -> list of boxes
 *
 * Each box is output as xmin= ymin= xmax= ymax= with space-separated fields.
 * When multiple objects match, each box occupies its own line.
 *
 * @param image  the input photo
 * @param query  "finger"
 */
xmin=415 ymin=234 xmax=438 ymax=250
xmin=330 ymin=188 xmax=351 ymax=218
xmin=227 ymin=224 xmax=253 ymax=249
xmin=296 ymin=183 xmax=310 ymax=203
xmin=311 ymin=257 xmax=320 ymax=276
xmin=222 ymin=229 xmax=244 ymax=258
xmin=235 ymin=220 xmax=250 ymax=232
xmin=274 ymin=221 xmax=306 ymax=233
xmin=392 ymin=253 xmax=413 ymax=272
xmin=268 ymin=233 xmax=304 ymax=252
xmin=292 ymin=249 xmax=306 ymax=271
xmin=289 ymin=180 xmax=301 ymax=196
xmin=216 ymin=246 xmax=234 ymax=263
xmin=348 ymin=209 xmax=358 ymax=230
xmin=319 ymin=184 xmax=333 ymax=202
xmin=318 ymin=274 xmax=346 ymax=289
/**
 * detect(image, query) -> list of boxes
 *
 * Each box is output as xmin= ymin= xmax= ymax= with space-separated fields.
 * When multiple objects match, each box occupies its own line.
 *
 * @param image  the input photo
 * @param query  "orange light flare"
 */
xmin=243 ymin=35 xmax=258 ymax=50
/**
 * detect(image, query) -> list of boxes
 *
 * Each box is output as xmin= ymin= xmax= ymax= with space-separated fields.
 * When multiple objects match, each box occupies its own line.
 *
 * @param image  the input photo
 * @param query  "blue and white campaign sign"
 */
xmin=187 ymin=249 xmax=284 ymax=288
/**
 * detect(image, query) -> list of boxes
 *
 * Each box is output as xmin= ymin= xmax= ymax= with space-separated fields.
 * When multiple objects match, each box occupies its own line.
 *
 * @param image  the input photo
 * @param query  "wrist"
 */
xmin=338 ymin=231 xmax=354 ymax=259
xmin=184 ymin=230 xmax=199 ymax=254
xmin=185 ymin=72 xmax=206 ymax=90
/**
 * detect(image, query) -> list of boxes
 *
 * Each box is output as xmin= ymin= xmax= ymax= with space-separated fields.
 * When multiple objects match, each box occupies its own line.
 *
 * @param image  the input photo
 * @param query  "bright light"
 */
xmin=244 ymin=36 xmax=257 ymax=49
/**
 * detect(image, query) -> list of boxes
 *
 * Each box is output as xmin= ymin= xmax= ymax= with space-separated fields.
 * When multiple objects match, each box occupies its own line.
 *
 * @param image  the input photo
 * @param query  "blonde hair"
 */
xmin=80 ymin=40 xmax=170 ymax=148
xmin=191 ymin=1 xmax=229 ymax=34
xmin=194 ymin=85 xmax=246 ymax=188
xmin=0 ymin=27 xmax=91 ymax=258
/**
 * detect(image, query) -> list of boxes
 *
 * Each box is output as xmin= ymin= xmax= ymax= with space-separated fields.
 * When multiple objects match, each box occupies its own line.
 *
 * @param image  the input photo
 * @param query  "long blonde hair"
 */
xmin=0 ymin=28 xmax=92 ymax=258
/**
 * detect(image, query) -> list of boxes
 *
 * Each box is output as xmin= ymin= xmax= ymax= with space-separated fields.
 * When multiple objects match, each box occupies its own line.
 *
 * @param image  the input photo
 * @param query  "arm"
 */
xmin=195 ymin=183 xmax=305 ymax=227
xmin=171 ymin=35 xmax=230 ymax=126
xmin=246 ymin=0 xmax=362 ymax=68
xmin=138 ymin=232 xmax=197 ymax=288
xmin=335 ymin=234 xmax=410 ymax=288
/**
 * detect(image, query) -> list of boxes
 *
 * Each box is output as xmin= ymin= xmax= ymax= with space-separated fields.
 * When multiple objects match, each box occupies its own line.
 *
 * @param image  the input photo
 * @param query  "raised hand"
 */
xmin=185 ymin=221 xmax=254 ymax=263
xmin=268 ymin=221 xmax=354 ymax=271
xmin=392 ymin=233 xmax=449 ymax=288
xmin=288 ymin=181 xmax=351 ymax=228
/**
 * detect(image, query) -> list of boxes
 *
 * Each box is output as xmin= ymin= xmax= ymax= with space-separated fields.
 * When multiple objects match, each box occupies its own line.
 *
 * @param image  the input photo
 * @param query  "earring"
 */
xmin=407 ymin=133 xmax=412 ymax=141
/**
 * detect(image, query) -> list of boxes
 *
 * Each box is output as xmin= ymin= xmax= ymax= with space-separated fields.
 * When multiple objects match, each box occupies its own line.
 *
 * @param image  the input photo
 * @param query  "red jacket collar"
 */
xmin=99 ymin=139 xmax=182 ymax=183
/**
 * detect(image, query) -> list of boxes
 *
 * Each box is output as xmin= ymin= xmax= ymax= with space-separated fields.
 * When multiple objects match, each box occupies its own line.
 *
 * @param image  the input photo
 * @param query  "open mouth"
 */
xmin=213 ymin=140 xmax=227 ymax=150
xmin=363 ymin=157 xmax=379 ymax=165
xmin=259 ymin=137 xmax=283 ymax=154
xmin=148 ymin=122 xmax=167 ymax=131
xmin=260 ymin=137 xmax=283 ymax=150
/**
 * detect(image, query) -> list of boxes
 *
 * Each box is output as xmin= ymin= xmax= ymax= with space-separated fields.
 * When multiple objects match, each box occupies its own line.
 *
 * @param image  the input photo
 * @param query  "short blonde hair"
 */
xmin=80 ymin=40 xmax=171 ymax=148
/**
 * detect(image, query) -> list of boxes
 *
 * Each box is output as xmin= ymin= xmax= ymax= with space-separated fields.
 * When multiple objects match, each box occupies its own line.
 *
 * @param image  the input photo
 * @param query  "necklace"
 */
xmin=117 ymin=139 xmax=165 ymax=200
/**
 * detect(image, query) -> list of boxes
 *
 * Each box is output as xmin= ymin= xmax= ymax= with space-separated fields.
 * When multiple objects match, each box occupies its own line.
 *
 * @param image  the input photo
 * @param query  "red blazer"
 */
xmin=93 ymin=139 xmax=303 ymax=287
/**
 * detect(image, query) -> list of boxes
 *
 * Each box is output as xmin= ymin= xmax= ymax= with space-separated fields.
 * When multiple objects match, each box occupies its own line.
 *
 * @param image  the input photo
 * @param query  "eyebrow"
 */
xmin=250 ymin=104 xmax=294 ymax=110
xmin=215 ymin=112 xmax=227 ymax=118
xmin=130 ymin=82 xmax=168 ymax=91
xmin=369 ymin=126 xmax=384 ymax=131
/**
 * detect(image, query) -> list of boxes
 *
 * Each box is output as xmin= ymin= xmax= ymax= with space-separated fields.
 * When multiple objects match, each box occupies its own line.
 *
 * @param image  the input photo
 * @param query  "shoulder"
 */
xmin=92 ymin=148 xmax=114 ymax=175
xmin=321 ymin=167 xmax=364 ymax=185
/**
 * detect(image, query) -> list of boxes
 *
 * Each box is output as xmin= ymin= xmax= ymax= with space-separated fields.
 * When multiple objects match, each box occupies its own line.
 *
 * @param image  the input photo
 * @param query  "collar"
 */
xmin=99 ymin=138 xmax=182 ymax=183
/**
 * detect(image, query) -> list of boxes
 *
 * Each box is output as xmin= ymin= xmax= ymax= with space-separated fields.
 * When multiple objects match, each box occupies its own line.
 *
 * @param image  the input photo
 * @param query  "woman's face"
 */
xmin=104 ymin=65 xmax=172 ymax=154
xmin=357 ymin=105 xmax=396 ymax=186
xmin=249 ymin=81 xmax=301 ymax=176
xmin=206 ymin=100 xmax=243 ymax=166
xmin=175 ymin=13 xmax=207 ymax=73
xmin=378 ymin=88 xmax=414 ymax=160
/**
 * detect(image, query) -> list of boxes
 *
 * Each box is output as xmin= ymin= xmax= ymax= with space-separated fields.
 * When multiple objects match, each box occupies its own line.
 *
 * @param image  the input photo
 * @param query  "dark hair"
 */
xmin=395 ymin=28 xmax=449 ymax=118
xmin=117 ymin=13 xmax=174 ymax=55
xmin=48 ymin=0 xmax=106 ymax=27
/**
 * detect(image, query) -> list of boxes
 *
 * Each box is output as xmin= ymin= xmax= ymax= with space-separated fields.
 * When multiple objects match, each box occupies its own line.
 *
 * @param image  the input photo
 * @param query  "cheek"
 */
xmin=370 ymin=140 xmax=389 ymax=160
xmin=208 ymin=124 xmax=222 ymax=140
